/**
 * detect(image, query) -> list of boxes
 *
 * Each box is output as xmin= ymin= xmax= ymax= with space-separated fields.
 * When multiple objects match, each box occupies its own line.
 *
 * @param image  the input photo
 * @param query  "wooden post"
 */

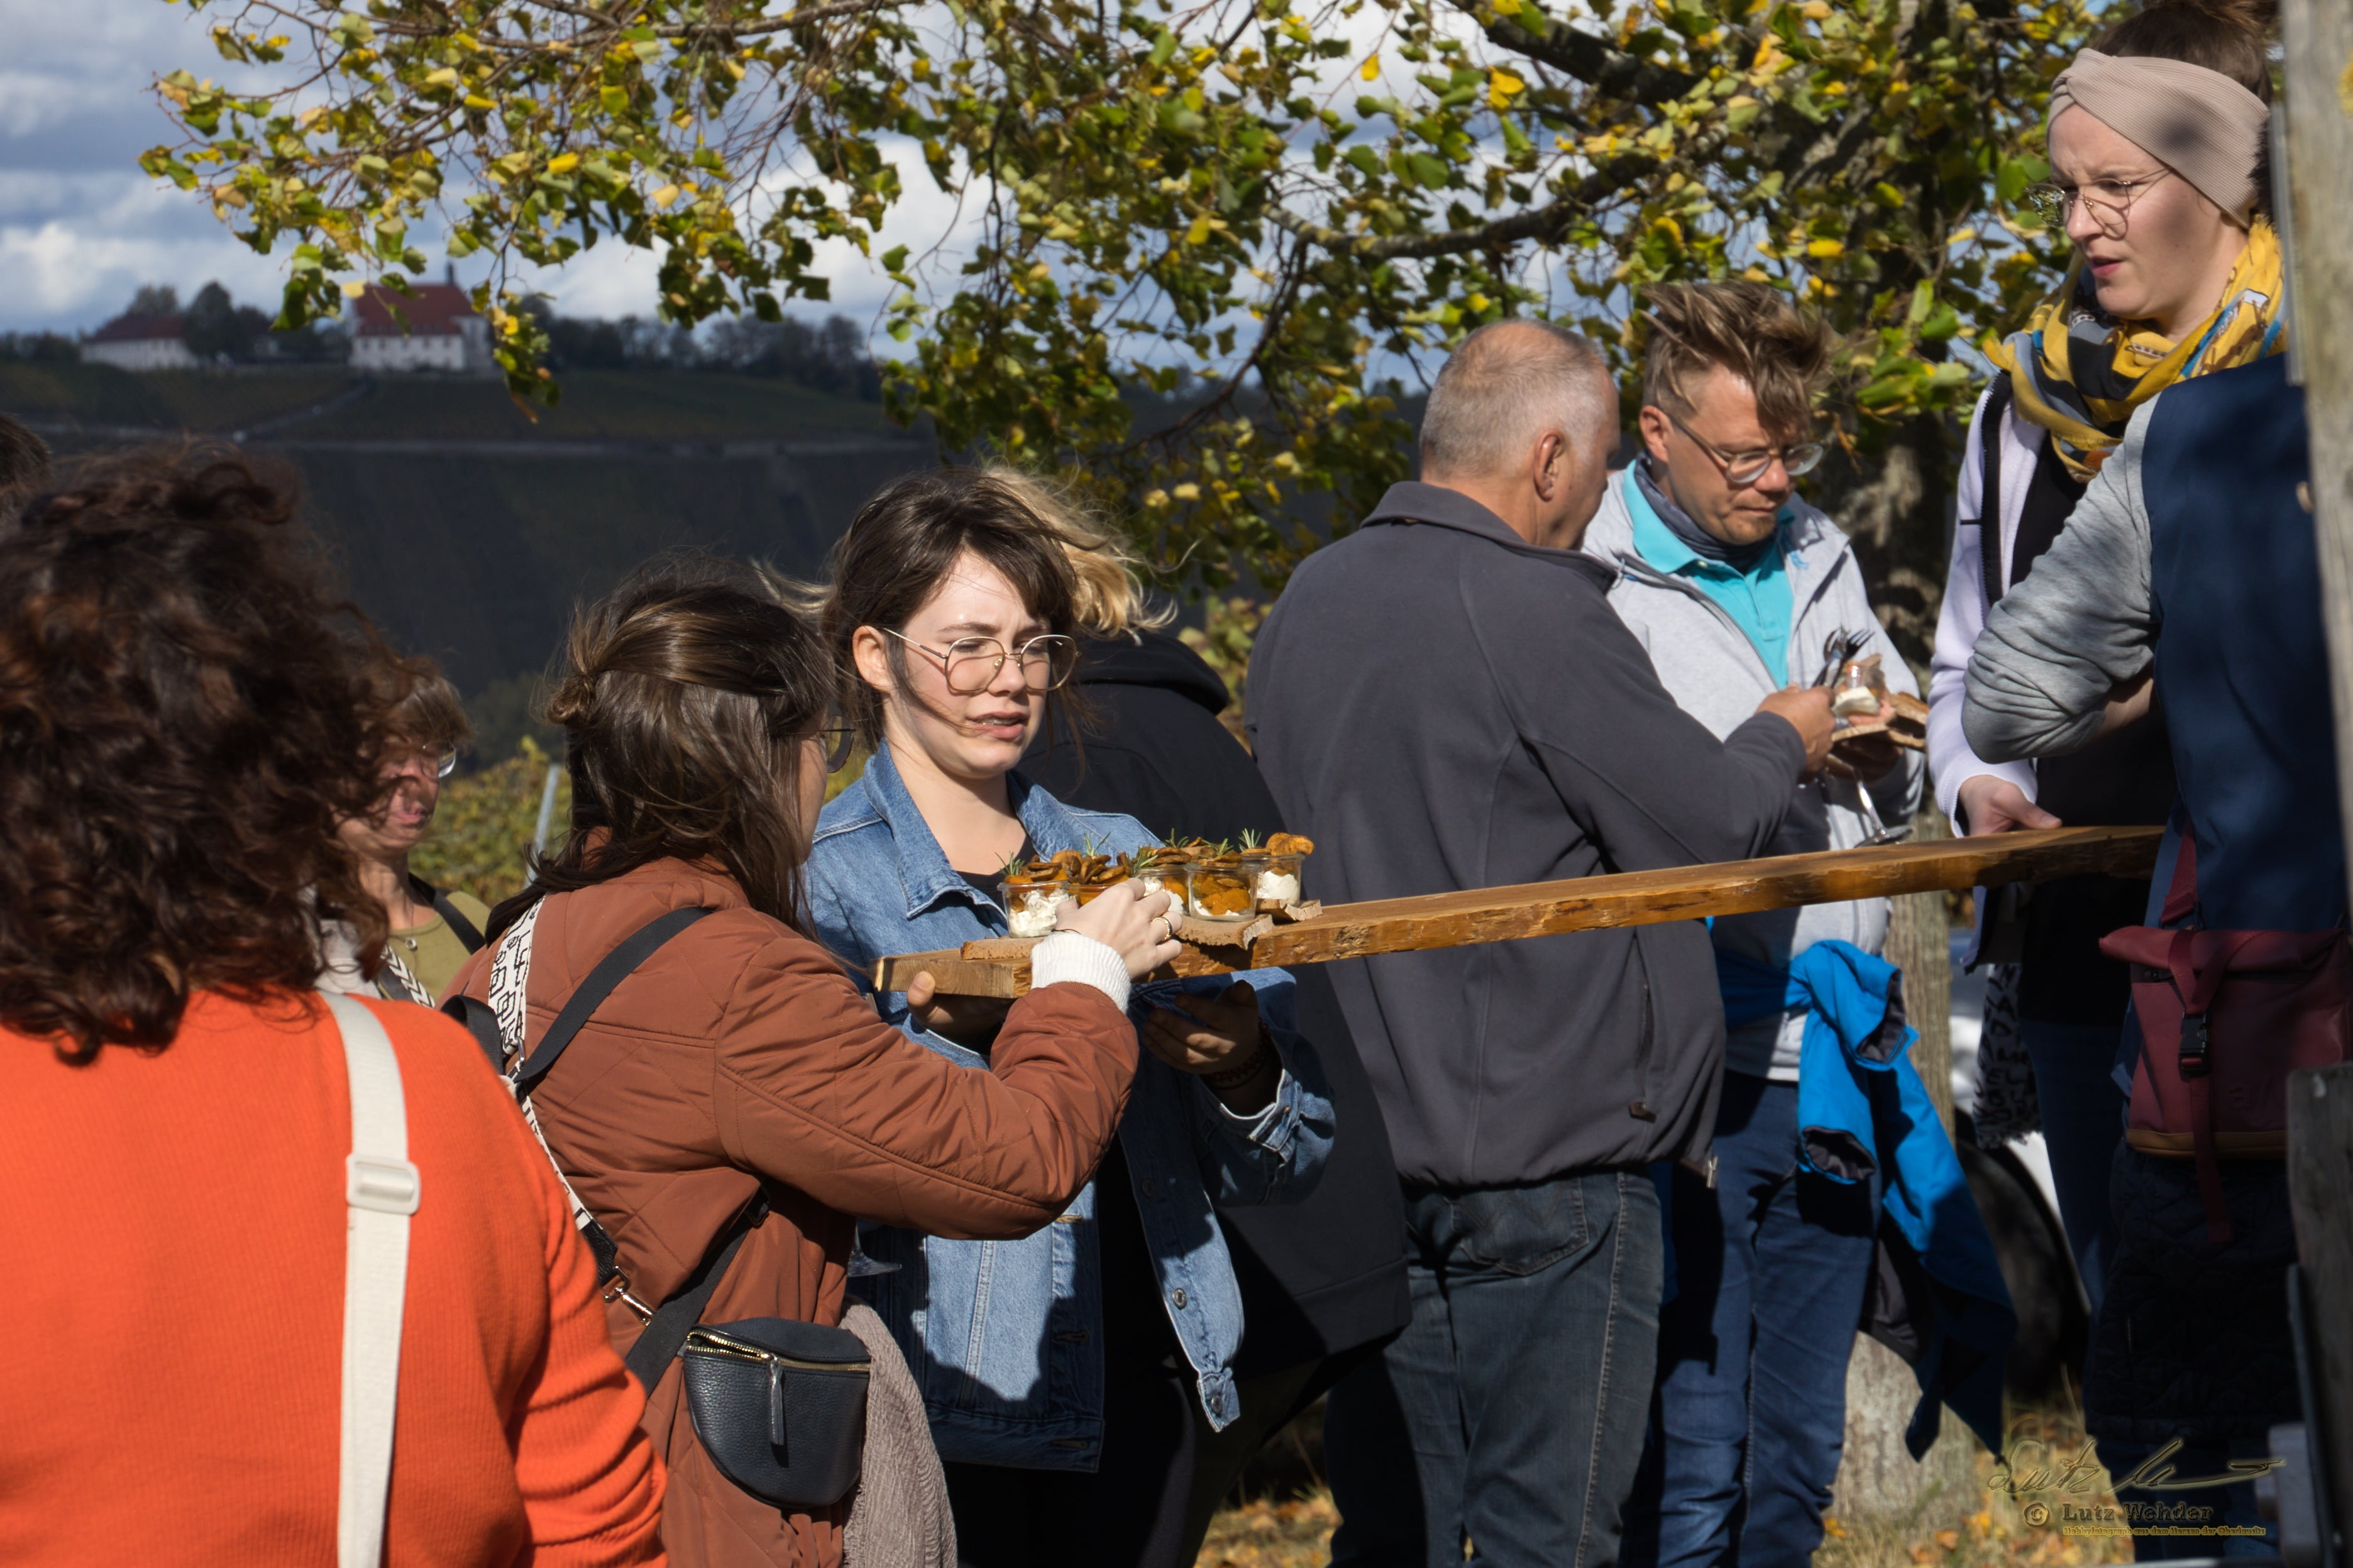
xmin=1830 ymin=807 xmax=1975 ymax=1533
xmin=2288 ymin=1067 xmax=2353 ymax=1552
xmin=2279 ymin=0 xmax=2353 ymax=1539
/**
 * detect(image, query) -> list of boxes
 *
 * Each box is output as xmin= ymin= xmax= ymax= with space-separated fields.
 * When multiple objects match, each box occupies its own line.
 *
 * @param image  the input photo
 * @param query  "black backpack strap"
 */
xmin=1978 ymin=377 xmax=2014 ymax=611
xmin=447 ymin=904 xmax=714 ymax=1310
xmin=623 ymin=1205 xmax=766 ymax=1393
xmin=442 ymin=993 xmax=507 ymax=1073
xmin=512 ymin=906 xmax=712 ymax=1091
xmin=409 ymin=874 xmax=486 ymax=952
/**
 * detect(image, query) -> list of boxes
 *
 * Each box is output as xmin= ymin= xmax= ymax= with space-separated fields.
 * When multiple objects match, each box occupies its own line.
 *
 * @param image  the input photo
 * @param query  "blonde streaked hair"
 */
xmin=981 ymin=467 xmax=1174 ymax=639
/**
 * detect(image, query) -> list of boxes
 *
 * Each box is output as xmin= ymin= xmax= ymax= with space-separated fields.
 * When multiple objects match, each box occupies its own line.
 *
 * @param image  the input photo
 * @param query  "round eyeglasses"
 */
xmin=2017 ymin=170 xmax=2173 ymax=238
xmin=387 ymin=745 xmax=460 ymax=782
xmin=1660 ymin=405 xmax=1824 ymax=486
xmin=879 ymin=627 xmax=1080 ymax=696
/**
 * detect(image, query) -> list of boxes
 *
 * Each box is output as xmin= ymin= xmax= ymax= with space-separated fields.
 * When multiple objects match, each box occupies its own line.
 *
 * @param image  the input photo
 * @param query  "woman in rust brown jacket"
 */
xmin=450 ymin=563 xmax=1180 ymax=1568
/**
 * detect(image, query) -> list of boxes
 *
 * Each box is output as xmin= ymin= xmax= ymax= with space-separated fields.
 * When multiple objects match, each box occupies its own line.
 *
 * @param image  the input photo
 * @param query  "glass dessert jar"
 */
xmin=1182 ymin=859 xmax=1257 ymax=922
xmin=1000 ymin=874 xmax=1072 ymax=936
xmin=1253 ymin=852 xmax=1304 ymax=911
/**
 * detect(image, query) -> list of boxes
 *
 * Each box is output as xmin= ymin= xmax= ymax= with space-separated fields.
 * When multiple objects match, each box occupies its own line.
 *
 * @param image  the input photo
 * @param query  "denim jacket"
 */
xmin=807 ymin=745 xmax=1333 ymax=1471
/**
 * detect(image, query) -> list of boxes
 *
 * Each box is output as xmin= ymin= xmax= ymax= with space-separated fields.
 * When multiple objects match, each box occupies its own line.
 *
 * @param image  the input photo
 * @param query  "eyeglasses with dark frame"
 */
xmin=2018 ymin=168 xmax=2174 ymax=238
xmin=878 ymin=626 xmax=1081 ymax=697
xmin=810 ymin=721 xmax=859 ymax=775
xmin=1658 ymin=405 xmax=1824 ymax=486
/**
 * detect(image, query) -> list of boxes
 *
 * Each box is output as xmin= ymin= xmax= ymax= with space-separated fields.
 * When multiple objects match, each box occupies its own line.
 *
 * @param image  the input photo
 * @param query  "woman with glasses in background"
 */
xmin=1928 ymin=0 xmax=2285 ymax=1347
xmin=329 ymin=662 xmax=491 ymax=1004
xmin=448 ymin=557 xmax=1186 ymax=1568
xmin=806 ymin=468 xmax=1331 ymax=1568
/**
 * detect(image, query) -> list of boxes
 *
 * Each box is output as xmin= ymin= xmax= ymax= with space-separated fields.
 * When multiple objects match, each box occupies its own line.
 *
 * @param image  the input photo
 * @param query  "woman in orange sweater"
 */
xmin=0 ymin=452 xmax=667 ymax=1565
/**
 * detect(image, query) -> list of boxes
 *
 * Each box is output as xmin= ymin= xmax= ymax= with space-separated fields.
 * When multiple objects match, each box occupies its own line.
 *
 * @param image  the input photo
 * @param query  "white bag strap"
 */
xmin=482 ymin=903 xmax=602 ymax=1239
xmin=326 ymin=992 xmax=421 ymax=1568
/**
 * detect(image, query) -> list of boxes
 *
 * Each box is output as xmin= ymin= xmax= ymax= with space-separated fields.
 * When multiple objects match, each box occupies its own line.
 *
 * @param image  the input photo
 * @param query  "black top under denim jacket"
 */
xmin=1023 ymin=630 xmax=1411 ymax=1378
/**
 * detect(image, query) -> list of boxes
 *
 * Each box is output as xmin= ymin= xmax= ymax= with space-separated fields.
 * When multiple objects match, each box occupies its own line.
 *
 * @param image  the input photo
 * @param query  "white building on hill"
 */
xmin=82 ymin=313 xmax=199 ymax=371
xmin=350 ymin=280 xmax=493 ymax=374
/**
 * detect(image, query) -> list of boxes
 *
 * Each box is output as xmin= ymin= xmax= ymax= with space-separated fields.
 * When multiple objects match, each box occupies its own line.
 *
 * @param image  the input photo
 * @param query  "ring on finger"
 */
xmin=1152 ymin=915 xmax=1172 ymax=943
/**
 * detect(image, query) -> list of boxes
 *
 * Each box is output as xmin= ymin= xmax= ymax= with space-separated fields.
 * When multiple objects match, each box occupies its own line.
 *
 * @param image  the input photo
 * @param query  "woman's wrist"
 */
xmin=1030 ymin=930 xmax=1132 ymax=1012
xmin=1201 ymin=1029 xmax=1279 ymax=1110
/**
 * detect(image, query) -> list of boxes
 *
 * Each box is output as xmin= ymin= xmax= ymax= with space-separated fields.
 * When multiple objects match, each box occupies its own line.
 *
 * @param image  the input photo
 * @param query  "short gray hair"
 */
xmin=1419 ymin=320 xmax=1616 ymax=481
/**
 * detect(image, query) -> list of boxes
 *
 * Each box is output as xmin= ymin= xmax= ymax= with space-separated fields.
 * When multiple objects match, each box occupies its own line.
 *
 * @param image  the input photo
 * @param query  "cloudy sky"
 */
xmin=0 ymin=0 xmax=956 ymax=337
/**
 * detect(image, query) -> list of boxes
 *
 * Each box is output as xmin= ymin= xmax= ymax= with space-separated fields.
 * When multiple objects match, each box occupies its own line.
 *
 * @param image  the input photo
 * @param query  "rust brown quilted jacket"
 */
xmin=450 ymin=857 xmax=1138 ymax=1568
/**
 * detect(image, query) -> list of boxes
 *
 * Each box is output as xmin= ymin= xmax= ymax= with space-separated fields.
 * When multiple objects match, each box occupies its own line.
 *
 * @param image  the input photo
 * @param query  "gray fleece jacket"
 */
xmin=1585 ymin=468 xmax=1924 ymax=1079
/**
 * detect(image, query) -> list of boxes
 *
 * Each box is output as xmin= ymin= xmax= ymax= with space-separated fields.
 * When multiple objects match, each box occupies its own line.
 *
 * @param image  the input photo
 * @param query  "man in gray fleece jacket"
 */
xmin=1248 ymin=319 xmax=1832 ymax=1566
xmin=1585 ymin=283 xmax=1921 ymax=1568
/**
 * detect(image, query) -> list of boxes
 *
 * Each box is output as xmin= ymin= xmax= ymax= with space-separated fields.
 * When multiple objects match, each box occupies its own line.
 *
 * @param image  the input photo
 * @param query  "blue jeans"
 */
xmin=1325 ymin=1168 xmax=1663 ymax=1567
xmin=1622 ymin=1075 xmax=1879 ymax=1568
xmin=2021 ymin=1019 xmax=2127 ymax=1315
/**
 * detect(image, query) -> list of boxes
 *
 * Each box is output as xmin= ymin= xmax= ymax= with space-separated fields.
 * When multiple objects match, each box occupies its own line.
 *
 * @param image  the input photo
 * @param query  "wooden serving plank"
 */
xmin=869 ymin=825 xmax=2162 ymax=997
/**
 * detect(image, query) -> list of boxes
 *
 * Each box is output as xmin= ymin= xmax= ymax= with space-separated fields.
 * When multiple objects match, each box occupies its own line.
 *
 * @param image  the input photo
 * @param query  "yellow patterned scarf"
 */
xmin=1985 ymin=218 xmax=2286 ymax=481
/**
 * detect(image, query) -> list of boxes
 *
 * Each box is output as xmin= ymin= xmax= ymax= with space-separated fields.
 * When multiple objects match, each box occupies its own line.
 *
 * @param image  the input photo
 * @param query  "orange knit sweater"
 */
xmin=0 ymin=990 xmax=667 ymax=1565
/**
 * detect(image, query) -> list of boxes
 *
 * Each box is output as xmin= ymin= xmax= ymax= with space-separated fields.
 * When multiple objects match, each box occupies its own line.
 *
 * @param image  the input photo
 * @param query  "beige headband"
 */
xmin=2047 ymin=49 xmax=2269 ymax=224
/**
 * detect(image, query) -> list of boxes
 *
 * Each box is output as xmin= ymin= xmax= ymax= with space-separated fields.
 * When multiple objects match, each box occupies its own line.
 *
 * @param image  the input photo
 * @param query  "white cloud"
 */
xmin=0 ymin=1 xmax=984 ymax=341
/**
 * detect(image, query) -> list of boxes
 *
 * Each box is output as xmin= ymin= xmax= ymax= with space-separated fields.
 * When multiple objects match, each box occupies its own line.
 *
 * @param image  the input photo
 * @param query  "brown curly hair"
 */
xmin=0 ymin=450 xmax=397 ymax=1058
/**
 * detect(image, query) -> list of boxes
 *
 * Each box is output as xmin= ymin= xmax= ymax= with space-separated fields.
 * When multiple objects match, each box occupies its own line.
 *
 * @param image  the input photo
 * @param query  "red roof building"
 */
xmin=350 ymin=280 xmax=492 ymax=375
xmin=82 ymin=313 xmax=197 ymax=372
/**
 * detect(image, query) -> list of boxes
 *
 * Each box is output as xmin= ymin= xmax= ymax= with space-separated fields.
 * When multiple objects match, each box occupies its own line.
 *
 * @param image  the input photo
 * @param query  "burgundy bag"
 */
xmin=2097 ymin=833 xmax=2353 ymax=1244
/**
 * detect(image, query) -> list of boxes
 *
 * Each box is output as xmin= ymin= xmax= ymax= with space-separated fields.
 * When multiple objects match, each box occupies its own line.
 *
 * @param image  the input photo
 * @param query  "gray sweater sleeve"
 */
xmin=1962 ymin=402 xmax=2157 ymax=764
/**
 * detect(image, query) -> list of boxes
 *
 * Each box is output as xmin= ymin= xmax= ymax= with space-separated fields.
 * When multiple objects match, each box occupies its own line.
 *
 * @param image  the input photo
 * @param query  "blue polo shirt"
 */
xmin=1621 ymin=466 xmax=1795 ymax=682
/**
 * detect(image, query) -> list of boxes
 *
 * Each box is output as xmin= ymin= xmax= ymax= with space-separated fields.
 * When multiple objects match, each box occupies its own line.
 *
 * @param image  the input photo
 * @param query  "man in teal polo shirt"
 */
xmin=1584 ymin=281 xmax=1924 ymax=1568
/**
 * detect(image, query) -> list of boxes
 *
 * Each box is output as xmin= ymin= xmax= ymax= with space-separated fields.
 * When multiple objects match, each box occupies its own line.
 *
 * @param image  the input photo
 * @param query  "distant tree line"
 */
xmin=534 ymin=309 xmax=882 ymax=401
xmin=0 ymin=334 xmax=79 ymax=364
xmin=77 ymin=283 xmax=352 ymax=365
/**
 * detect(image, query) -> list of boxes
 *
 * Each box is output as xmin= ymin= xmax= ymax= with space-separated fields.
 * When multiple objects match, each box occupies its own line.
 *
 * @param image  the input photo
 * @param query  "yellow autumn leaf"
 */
xmin=423 ymin=67 xmax=459 ymax=89
xmin=1801 ymin=0 xmax=1831 ymax=16
xmin=1360 ymin=56 xmax=1379 ymax=80
xmin=1806 ymin=237 xmax=1844 ymax=258
xmin=1488 ymin=69 xmax=1526 ymax=108
xmin=1186 ymin=214 xmax=1212 ymax=246
xmin=649 ymin=184 xmax=680 ymax=207
xmin=546 ymin=153 xmax=580 ymax=174
xmin=1172 ymin=483 xmax=1203 ymax=501
xmin=340 ymin=279 xmax=366 ymax=299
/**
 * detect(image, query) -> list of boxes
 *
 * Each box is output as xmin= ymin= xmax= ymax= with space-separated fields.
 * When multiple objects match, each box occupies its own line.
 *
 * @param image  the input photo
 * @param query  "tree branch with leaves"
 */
xmin=146 ymin=0 xmax=2086 ymax=640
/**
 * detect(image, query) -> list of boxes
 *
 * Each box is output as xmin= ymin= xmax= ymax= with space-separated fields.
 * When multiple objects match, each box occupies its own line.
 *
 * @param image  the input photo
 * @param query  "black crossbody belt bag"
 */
xmin=446 ymin=907 xmax=868 ymax=1510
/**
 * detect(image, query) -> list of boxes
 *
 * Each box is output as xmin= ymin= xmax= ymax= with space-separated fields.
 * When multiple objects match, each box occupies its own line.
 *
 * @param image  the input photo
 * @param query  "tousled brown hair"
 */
xmin=2097 ymin=0 xmax=2273 ymax=101
xmin=491 ymin=559 xmax=837 ymax=939
xmin=1640 ymin=282 xmax=1834 ymax=444
xmin=0 ymin=412 xmax=49 ymax=527
xmin=379 ymin=662 xmax=471 ymax=757
xmin=0 ymin=451 xmax=396 ymax=1057
xmin=824 ymin=468 xmax=1085 ymax=752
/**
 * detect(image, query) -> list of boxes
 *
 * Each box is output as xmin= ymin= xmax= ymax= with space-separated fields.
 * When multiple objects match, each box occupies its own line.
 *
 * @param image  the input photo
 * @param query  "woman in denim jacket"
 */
xmin=805 ymin=469 xmax=1333 ymax=1568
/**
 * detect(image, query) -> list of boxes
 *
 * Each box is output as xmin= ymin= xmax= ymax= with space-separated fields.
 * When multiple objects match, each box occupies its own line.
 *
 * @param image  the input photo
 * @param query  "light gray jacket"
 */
xmin=1963 ymin=403 xmax=2157 ymax=765
xmin=1585 ymin=468 xmax=1925 ymax=1078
